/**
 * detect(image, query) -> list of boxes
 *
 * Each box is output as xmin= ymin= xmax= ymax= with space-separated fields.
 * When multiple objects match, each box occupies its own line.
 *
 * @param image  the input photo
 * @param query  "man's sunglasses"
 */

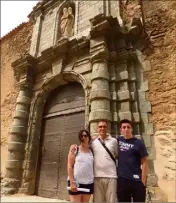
xmin=98 ymin=126 xmax=107 ymax=128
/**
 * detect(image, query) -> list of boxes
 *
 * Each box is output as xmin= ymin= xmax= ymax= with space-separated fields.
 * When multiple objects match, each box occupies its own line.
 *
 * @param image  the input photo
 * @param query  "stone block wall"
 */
xmin=77 ymin=1 xmax=104 ymax=32
xmin=142 ymin=1 xmax=176 ymax=201
xmin=30 ymin=0 xmax=111 ymax=57
xmin=1 ymin=22 xmax=33 ymax=179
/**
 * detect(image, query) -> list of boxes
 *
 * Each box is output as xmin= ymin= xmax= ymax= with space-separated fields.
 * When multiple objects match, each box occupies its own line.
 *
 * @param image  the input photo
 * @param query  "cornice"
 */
xmin=12 ymin=54 xmax=36 ymax=74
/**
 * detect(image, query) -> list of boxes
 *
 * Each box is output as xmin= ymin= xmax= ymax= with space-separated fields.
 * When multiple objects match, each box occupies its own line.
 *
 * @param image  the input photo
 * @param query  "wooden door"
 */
xmin=36 ymin=82 xmax=85 ymax=200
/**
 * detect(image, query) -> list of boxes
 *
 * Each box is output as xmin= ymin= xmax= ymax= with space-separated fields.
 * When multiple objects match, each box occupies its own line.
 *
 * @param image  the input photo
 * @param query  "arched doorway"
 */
xmin=35 ymin=82 xmax=85 ymax=200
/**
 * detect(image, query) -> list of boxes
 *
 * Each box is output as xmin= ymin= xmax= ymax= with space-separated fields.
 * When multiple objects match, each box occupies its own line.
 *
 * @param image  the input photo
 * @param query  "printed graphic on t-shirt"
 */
xmin=119 ymin=141 xmax=134 ymax=151
xmin=133 ymin=174 xmax=140 ymax=179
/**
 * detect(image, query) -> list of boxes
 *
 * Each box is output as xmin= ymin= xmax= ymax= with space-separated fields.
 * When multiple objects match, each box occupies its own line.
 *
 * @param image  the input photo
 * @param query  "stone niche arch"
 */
xmin=21 ymin=71 xmax=90 ymax=194
xmin=56 ymin=0 xmax=75 ymax=41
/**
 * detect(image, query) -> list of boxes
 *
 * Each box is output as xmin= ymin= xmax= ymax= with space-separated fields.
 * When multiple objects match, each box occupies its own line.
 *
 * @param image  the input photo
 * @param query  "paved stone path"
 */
xmin=1 ymin=194 xmax=69 ymax=202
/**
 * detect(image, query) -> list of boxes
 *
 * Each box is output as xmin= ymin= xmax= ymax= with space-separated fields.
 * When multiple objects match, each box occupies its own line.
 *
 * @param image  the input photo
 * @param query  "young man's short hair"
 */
xmin=120 ymin=119 xmax=132 ymax=127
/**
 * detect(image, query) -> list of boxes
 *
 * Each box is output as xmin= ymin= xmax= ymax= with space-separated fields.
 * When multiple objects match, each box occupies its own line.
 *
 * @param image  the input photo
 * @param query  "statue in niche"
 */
xmin=60 ymin=6 xmax=74 ymax=37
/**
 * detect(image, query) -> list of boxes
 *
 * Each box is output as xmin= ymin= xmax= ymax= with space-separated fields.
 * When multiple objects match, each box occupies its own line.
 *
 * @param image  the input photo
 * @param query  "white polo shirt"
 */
xmin=91 ymin=135 xmax=118 ymax=178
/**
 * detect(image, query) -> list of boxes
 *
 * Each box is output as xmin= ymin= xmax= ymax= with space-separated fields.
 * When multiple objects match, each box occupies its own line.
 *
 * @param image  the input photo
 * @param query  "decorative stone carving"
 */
xmin=121 ymin=0 xmax=143 ymax=36
xmin=60 ymin=7 xmax=74 ymax=37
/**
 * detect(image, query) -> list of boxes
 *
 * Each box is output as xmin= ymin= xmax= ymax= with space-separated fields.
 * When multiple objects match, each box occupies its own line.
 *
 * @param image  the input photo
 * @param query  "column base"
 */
xmin=146 ymin=186 xmax=168 ymax=202
xmin=1 ymin=178 xmax=21 ymax=195
xmin=1 ymin=187 xmax=18 ymax=195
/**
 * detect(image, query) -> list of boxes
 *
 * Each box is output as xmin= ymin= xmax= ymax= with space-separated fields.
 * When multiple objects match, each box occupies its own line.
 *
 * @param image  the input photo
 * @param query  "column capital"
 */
xmin=90 ymin=48 xmax=109 ymax=64
xmin=12 ymin=54 xmax=36 ymax=82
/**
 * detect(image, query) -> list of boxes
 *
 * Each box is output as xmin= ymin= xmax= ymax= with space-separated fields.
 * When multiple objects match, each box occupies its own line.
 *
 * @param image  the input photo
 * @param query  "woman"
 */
xmin=67 ymin=130 xmax=94 ymax=202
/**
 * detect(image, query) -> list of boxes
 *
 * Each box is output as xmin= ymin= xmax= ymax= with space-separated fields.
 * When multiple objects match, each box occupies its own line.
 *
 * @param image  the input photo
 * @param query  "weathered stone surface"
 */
xmin=1 ymin=0 xmax=176 ymax=201
xmin=1 ymin=21 xmax=33 ymax=179
xmin=146 ymin=187 xmax=168 ymax=202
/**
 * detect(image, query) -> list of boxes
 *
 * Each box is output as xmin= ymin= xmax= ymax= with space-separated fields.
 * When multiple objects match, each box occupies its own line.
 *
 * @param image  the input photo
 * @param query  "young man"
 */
xmin=91 ymin=120 xmax=118 ymax=202
xmin=117 ymin=119 xmax=148 ymax=202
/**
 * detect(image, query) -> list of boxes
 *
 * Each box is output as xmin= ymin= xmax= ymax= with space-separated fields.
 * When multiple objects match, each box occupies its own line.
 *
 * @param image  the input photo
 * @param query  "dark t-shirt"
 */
xmin=117 ymin=136 xmax=148 ymax=181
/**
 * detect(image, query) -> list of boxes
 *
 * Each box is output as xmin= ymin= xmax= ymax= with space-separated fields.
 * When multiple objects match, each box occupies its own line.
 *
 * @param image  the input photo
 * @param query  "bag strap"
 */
xmin=75 ymin=145 xmax=93 ymax=156
xmin=75 ymin=145 xmax=79 ymax=157
xmin=98 ymin=138 xmax=116 ymax=164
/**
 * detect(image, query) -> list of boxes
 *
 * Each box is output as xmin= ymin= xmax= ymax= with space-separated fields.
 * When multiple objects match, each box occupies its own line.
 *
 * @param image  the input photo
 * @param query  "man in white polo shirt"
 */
xmin=91 ymin=120 xmax=118 ymax=202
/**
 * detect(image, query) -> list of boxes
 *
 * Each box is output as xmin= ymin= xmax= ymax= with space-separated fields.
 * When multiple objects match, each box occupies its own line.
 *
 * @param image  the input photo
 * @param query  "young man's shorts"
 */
xmin=68 ymin=180 xmax=94 ymax=195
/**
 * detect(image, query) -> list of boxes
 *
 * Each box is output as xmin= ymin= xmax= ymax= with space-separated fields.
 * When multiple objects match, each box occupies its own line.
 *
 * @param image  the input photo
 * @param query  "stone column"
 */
xmin=2 ymin=58 xmax=34 ymax=195
xmin=89 ymin=47 xmax=111 ymax=135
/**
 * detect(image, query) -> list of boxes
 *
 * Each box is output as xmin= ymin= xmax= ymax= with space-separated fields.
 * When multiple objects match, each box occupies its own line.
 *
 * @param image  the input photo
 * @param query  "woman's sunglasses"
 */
xmin=81 ymin=134 xmax=88 ymax=137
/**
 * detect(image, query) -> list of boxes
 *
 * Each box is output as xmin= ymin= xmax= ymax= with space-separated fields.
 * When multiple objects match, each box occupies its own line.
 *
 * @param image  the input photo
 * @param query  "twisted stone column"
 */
xmin=89 ymin=48 xmax=111 ymax=135
xmin=2 ymin=83 xmax=32 ymax=194
xmin=2 ymin=55 xmax=35 ymax=194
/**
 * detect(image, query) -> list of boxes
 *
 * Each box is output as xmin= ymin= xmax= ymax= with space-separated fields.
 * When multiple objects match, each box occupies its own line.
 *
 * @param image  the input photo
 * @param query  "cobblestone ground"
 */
xmin=1 ymin=194 xmax=69 ymax=202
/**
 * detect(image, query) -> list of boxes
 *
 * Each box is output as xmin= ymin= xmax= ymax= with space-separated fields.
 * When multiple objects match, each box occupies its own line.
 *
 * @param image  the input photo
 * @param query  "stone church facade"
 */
xmin=1 ymin=0 xmax=176 ymax=201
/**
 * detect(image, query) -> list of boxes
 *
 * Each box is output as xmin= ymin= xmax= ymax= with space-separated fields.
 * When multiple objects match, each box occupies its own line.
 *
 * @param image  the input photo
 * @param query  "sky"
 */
xmin=1 ymin=1 xmax=39 ymax=37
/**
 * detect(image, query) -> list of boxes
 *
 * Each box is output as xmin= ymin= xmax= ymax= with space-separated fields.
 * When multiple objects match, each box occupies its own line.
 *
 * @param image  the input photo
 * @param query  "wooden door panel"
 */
xmin=36 ymin=83 xmax=85 ymax=200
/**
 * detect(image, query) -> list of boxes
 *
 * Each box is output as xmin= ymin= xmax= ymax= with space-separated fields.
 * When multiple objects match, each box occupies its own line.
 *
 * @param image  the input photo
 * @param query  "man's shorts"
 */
xmin=68 ymin=180 xmax=94 ymax=195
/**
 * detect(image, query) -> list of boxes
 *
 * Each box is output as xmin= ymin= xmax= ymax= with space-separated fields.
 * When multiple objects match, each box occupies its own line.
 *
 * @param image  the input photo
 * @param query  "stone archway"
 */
xmin=19 ymin=71 xmax=90 ymax=195
xmin=36 ymin=82 xmax=85 ymax=200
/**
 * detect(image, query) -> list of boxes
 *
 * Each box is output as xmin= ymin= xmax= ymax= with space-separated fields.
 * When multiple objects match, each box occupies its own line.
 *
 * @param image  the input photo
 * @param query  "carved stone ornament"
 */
xmin=121 ymin=0 xmax=142 ymax=33
xmin=60 ymin=6 xmax=74 ymax=37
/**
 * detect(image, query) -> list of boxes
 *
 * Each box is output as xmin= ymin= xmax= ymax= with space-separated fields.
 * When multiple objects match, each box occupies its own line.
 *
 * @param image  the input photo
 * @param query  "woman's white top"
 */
xmin=72 ymin=148 xmax=94 ymax=184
